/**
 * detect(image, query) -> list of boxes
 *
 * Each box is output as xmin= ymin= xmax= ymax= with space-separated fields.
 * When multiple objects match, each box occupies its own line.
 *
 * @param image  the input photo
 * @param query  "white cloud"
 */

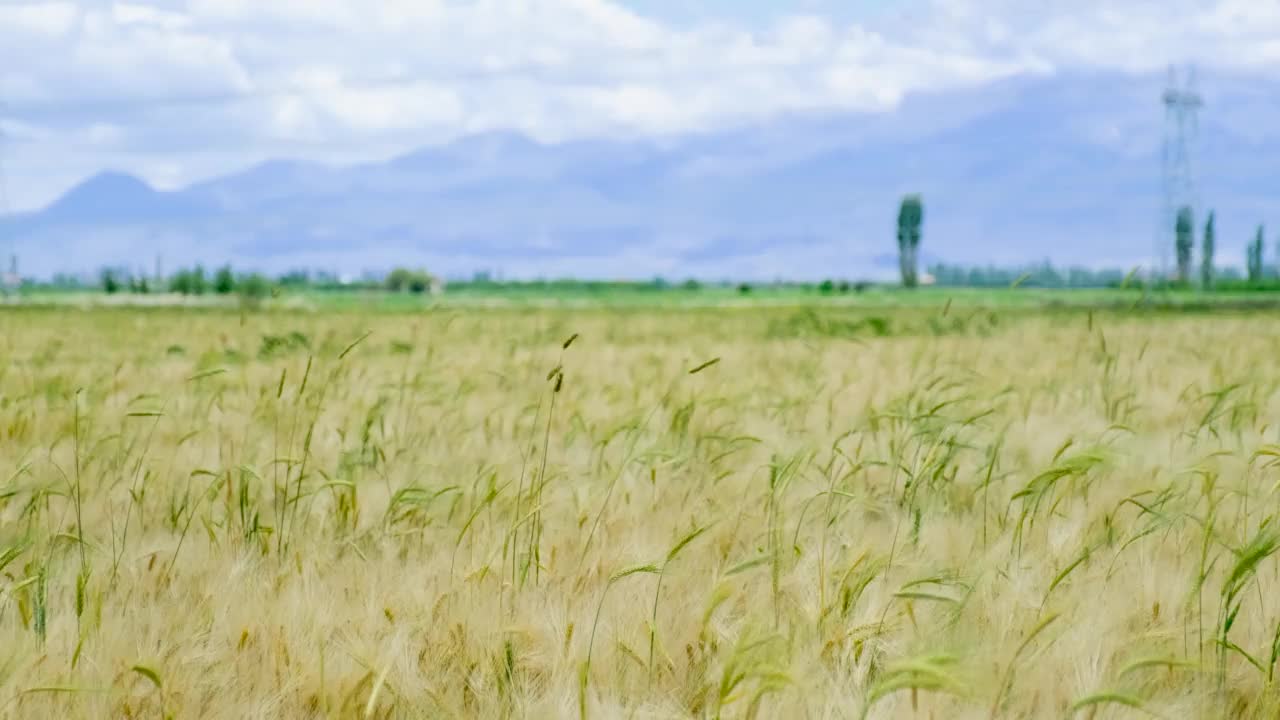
xmin=266 ymin=73 xmax=467 ymax=136
xmin=112 ymin=2 xmax=188 ymax=28
xmin=924 ymin=0 xmax=1280 ymax=72
xmin=0 ymin=1 xmax=79 ymax=36
xmin=83 ymin=122 xmax=124 ymax=145
xmin=2 ymin=0 xmax=1280 ymax=209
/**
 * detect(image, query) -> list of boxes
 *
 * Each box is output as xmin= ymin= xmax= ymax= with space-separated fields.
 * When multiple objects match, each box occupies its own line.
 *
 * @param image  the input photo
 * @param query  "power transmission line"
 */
xmin=1159 ymin=64 xmax=1203 ymax=280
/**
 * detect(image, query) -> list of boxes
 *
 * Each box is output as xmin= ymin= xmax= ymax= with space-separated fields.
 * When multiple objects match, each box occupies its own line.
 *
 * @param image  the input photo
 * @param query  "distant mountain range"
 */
xmin=3 ymin=70 xmax=1277 ymax=281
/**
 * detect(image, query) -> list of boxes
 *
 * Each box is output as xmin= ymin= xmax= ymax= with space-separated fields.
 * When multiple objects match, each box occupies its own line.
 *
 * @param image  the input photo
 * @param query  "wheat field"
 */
xmin=2 ymin=305 xmax=1280 ymax=719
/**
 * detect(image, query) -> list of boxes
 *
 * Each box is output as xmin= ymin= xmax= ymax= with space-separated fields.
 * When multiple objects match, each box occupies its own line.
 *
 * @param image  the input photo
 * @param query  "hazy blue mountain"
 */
xmin=42 ymin=171 xmax=215 ymax=224
xmin=4 ymin=70 xmax=1277 ymax=280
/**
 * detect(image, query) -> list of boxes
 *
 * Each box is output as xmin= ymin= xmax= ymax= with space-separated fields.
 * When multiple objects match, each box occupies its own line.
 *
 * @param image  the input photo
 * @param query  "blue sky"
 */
xmin=1 ymin=0 xmax=1278 ymax=214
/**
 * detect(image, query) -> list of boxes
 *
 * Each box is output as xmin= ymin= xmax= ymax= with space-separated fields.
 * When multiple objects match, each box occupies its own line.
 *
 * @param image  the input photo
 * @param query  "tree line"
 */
xmin=90 ymin=265 xmax=440 ymax=297
xmin=98 ymin=264 xmax=272 ymax=299
xmin=895 ymin=195 xmax=1272 ymax=289
xmin=1149 ymin=204 xmax=1269 ymax=287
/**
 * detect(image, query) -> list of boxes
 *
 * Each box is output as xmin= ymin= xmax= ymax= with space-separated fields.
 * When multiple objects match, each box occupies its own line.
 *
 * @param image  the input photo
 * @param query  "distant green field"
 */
xmin=12 ymin=283 xmax=1280 ymax=314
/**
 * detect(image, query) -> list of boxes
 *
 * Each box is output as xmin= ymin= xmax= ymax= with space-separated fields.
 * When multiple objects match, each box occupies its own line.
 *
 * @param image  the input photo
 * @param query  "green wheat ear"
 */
xmin=1070 ymin=691 xmax=1148 ymax=715
xmin=859 ymin=653 xmax=968 ymax=720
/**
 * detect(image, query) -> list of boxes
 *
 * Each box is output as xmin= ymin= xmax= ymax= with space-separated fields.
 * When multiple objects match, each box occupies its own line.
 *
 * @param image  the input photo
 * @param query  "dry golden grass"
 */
xmin=3 ymin=305 xmax=1280 ymax=719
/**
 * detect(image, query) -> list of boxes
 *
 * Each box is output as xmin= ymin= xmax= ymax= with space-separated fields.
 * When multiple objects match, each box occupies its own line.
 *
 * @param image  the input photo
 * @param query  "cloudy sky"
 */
xmin=1 ymin=0 xmax=1278 ymax=213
